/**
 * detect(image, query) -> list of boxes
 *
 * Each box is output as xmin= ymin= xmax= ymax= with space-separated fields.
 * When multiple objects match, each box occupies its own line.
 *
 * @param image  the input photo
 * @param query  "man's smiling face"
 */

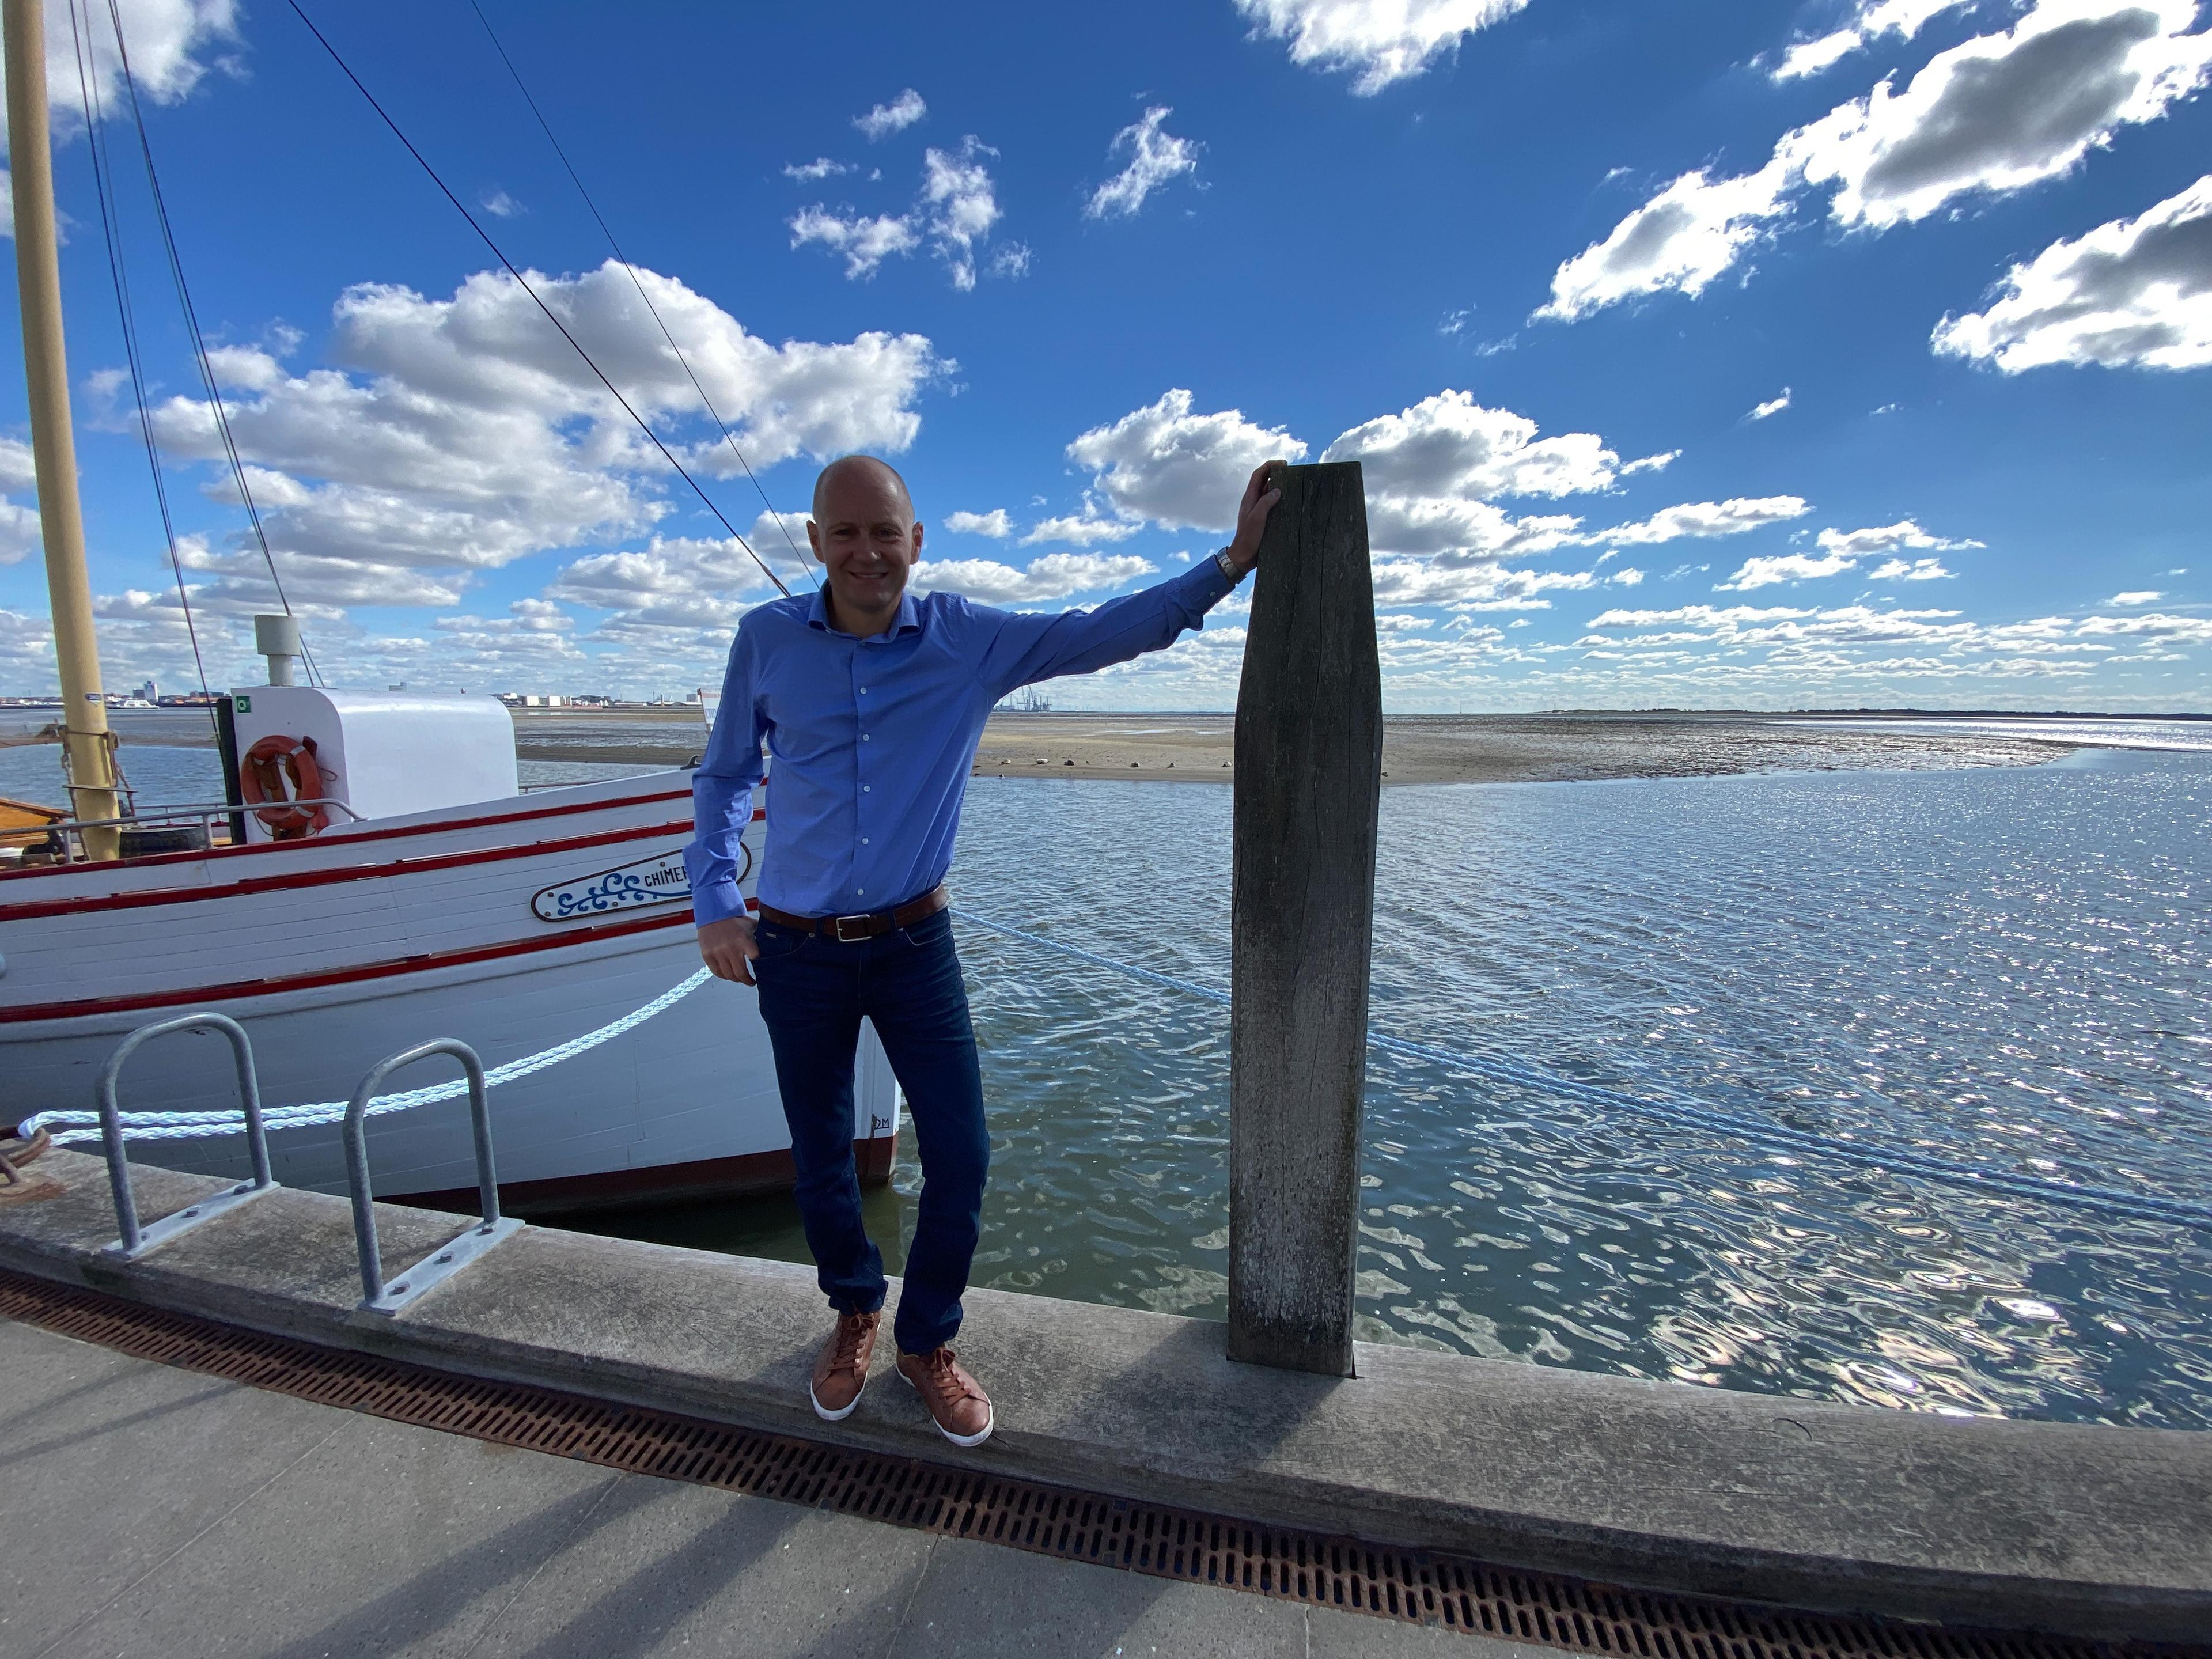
xmin=808 ymin=456 xmax=923 ymax=632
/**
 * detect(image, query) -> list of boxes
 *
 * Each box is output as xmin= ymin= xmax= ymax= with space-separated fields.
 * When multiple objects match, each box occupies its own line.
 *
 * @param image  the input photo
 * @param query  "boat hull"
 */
xmin=0 ymin=771 xmax=899 ymax=1210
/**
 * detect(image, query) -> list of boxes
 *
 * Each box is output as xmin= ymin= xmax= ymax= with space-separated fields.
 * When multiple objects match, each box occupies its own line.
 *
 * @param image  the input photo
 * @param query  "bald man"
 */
xmin=685 ymin=453 xmax=1280 ymax=1445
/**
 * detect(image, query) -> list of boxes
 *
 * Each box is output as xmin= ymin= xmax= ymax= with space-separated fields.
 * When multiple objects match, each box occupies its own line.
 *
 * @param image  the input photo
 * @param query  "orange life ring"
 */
xmin=238 ymin=734 xmax=329 ymax=839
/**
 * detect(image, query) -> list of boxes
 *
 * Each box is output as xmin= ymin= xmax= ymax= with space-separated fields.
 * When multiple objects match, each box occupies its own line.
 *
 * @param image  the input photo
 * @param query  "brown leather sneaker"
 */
xmin=896 ymin=1346 xmax=994 ymax=1446
xmin=809 ymin=1310 xmax=880 ymax=1422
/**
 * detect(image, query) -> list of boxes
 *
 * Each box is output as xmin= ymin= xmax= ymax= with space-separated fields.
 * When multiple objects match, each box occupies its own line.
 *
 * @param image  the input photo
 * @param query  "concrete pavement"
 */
xmin=0 ymin=1317 xmax=1535 ymax=1659
xmin=4 ymin=1148 xmax=2207 ymax=1642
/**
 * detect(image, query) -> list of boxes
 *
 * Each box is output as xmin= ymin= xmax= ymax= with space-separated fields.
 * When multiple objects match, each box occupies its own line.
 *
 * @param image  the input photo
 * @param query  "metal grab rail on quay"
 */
xmin=343 ymin=1039 xmax=522 ymax=1316
xmin=96 ymin=1012 xmax=278 ymax=1259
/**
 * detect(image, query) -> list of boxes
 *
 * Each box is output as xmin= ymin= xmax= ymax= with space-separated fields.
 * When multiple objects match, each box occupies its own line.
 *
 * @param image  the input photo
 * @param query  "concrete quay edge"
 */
xmin=2 ymin=1148 xmax=2206 ymax=1645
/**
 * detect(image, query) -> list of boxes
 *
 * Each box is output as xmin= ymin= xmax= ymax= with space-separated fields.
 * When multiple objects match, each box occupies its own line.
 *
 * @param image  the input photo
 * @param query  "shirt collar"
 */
xmin=806 ymin=586 xmax=922 ymax=641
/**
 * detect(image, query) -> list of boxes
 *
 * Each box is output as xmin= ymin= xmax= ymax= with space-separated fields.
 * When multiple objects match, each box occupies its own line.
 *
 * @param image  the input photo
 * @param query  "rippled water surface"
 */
xmin=14 ymin=731 xmax=2209 ymax=1425
xmin=850 ymin=753 xmax=2211 ymax=1429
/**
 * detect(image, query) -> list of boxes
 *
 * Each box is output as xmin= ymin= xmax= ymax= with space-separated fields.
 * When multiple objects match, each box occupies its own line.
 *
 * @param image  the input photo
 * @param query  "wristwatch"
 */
xmin=1215 ymin=548 xmax=1244 ymax=584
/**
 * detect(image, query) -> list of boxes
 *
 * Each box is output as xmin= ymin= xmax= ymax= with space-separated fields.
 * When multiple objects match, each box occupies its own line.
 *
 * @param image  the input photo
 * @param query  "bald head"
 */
xmin=812 ymin=454 xmax=912 ymax=524
xmin=806 ymin=454 xmax=925 ymax=637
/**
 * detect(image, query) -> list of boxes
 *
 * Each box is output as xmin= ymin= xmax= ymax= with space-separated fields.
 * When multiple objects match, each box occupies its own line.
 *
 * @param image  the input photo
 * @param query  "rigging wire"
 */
xmin=284 ymin=0 xmax=793 ymax=599
xmin=100 ymin=0 xmax=325 ymax=688
xmin=468 ymin=0 xmax=817 ymax=592
xmin=64 ymin=0 xmax=215 ymax=732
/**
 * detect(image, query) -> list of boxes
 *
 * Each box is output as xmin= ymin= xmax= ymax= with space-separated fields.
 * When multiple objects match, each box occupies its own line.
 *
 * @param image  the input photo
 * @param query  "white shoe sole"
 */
xmin=899 ymin=1366 xmax=994 ymax=1447
xmin=809 ymin=1378 xmax=863 ymax=1422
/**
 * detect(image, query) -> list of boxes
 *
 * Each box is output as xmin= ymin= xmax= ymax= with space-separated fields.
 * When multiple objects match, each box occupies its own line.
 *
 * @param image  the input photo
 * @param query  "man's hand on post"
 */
xmin=1224 ymin=460 xmax=1285 ymax=579
xmin=698 ymin=915 xmax=761 ymax=985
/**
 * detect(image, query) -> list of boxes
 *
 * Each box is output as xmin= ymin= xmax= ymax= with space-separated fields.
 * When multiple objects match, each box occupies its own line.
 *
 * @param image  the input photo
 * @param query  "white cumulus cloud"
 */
xmin=920 ymin=137 xmax=1003 ymax=290
xmin=1542 ymin=1 xmax=2212 ymax=321
xmin=0 ymin=496 xmax=39 ymax=565
xmin=0 ymin=435 xmax=37 ymax=566
xmin=1599 ymin=496 xmax=1813 ymax=544
xmin=2 ymin=0 xmax=240 ymax=238
xmin=1747 ymin=387 xmax=1793 ymax=420
xmin=2074 ymin=609 xmax=2212 ymax=640
xmin=1932 ymin=173 xmax=2212 ymax=370
xmin=546 ymin=534 xmax=789 ymax=646
xmin=1803 ymin=0 xmax=2212 ymax=232
xmin=1539 ymin=159 xmax=1798 ymax=321
xmin=2 ymin=0 xmax=237 ymax=145
xmin=913 ymin=552 xmax=1157 ymax=604
xmin=790 ymin=137 xmax=1010 ymax=290
xmin=1323 ymin=389 xmax=1623 ymax=500
xmin=138 ymin=262 xmax=938 ymax=613
xmin=1021 ymin=512 xmax=1140 ymax=546
xmin=1066 ymin=389 xmax=1307 ymax=532
xmin=1086 ymin=107 xmax=1200 ymax=219
xmin=1232 ymin=0 xmax=1529 ymax=94
xmin=783 ymin=158 xmax=853 ymax=183
xmin=1772 ymin=0 xmax=1974 ymax=81
xmin=788 ymin=207 xmax=921 ymax=281
xmin=2108 ymin=588 xmax=2164 ymax=603
xmin=854 ymin=89 xmax=926 ymax=141
xmin=944 ymin=508 xmax=1014 ymax=538
xmin=1319 ymin=389 xmax=1629 ymax=565
xmin=1719 ymin=518 xmax=1975 ymax=588
xmin=0 ymin=435 xmax=36 ymax=491
xmin=1369 ymin=561 xmax=1597 ymax=609
xmin=1869 ymin=556 xmax=1957 ymax=579
xmin=1717 ymin=551 xmax=1859 ymax=590
xmin=1815 ymin=518 xmax=1980 ymax=555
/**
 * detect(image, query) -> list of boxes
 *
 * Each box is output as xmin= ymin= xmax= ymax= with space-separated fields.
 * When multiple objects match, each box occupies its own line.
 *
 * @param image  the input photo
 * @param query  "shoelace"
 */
xmin=915 ymin=1348 xmax=982 ymax=1403
xmin=827 ymin=1316 xmax=872 ymax=1378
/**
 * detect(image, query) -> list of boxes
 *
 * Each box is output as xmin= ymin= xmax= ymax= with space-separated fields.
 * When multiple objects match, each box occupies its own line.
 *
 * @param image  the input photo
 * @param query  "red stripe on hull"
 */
xmin=397 ymin=1134 xmax=897 ymax=1218
xmin=0 ymin=817 xmax=695 ymax=922
xmin=2 ymin=899 xmax=752 ymax=1024
xmin=0 ymin=784 xmax=697 ymax=885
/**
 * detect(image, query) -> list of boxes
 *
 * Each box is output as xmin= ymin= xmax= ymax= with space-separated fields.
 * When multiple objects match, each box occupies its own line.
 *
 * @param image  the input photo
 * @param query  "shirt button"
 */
xmin=863 ymin=785 xmax=871 ymax=793
xmin=860 ymin=688 xmax=869 ymax=695
xmin=862 ymin=733 xmax=870 ymax=741
xmin=862 ymin=838 xmax=870 ymax=845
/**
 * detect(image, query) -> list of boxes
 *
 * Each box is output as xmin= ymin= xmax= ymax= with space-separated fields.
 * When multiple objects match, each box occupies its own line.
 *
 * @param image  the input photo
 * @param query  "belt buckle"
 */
xmin=831 ymin=912 xmax=872 ymax=942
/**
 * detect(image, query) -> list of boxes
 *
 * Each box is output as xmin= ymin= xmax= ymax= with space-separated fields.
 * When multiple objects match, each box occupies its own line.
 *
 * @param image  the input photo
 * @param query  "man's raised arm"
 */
xmin=976 ymin=461 xmax=1282 ymax=697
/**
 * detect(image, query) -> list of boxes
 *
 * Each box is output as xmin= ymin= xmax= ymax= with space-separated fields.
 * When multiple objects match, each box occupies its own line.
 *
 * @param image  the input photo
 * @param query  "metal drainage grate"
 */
xmin=0 ymin=1268 xmax=2157 ymax=1658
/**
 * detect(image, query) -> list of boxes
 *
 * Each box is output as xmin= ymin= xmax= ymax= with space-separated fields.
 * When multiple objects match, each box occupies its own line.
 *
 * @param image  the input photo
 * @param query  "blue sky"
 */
xmin=1 ymin=0 xmax=2207 ymax=709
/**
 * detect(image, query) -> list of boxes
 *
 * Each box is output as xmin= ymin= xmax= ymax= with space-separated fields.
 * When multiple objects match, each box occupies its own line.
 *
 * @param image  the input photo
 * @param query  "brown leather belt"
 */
xmin=756 ymin=884 xmax=949 ymax=942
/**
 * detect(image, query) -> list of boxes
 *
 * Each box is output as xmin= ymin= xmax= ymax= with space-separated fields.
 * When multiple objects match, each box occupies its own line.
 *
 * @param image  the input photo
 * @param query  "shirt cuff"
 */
xmin=690 ymin=878 xmax=748 ymax=927
xmin=1179 ymin=550 xmax=1236 ymax=612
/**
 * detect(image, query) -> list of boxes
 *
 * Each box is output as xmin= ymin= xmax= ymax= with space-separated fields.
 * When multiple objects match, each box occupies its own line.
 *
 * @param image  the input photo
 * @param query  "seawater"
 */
xmin=12 ymin=734 xmax=2208 ymax=1427
xmin=612 ymin=750 xmax=2212 ymax=1427
xmin=921 ymin=752 xmax=2212 ymax=1430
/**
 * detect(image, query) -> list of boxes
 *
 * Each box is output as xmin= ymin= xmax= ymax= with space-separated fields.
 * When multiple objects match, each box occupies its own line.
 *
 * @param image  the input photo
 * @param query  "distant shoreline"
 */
xmin=14 ymin=705 xmax=2202 ymax=788
xmin=512 ymin=710 xmax=2125 ymax=787
xmin=961 ymin=712 xmax=2100 ymax=786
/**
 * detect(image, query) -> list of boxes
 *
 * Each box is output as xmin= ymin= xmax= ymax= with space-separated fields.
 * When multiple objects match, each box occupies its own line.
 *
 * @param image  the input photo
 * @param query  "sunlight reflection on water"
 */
xmin=16 ymin=733 xmax=2206 ymax=1425
xmin=938 ymin=752 xmax=2211 ymax=1427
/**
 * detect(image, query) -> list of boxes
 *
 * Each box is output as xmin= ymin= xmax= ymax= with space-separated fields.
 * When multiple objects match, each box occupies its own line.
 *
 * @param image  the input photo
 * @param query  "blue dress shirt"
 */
xmin=685 ymin=558 xmax=1238 ymax=925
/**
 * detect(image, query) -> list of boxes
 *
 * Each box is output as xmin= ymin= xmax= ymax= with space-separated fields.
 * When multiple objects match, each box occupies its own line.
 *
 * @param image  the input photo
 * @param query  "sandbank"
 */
xmin=513 ymin=710 xmax=2082 ymax=785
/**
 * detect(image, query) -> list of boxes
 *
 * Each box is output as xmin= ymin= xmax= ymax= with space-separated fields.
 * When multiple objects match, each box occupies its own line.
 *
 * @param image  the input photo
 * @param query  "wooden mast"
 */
xmin=6 ymin=0 xmax=122 ymax=859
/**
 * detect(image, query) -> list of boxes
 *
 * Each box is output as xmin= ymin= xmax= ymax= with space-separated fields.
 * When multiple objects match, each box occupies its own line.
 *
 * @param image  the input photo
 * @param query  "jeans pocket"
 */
xmin=752 ymin=921 xmax=809 ymax=963
xmin=897 ymin=908 xmax=952 ymax=950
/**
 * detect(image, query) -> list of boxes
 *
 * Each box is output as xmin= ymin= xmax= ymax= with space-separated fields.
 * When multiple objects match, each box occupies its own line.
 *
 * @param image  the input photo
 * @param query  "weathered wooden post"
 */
xmin=1227 ymin=460 xmax=1381 ymax=1377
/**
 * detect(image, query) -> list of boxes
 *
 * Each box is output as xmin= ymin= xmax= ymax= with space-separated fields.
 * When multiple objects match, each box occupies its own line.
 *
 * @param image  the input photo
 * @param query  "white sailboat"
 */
xmin=0 ymin=0 xmax=895 ymax=1213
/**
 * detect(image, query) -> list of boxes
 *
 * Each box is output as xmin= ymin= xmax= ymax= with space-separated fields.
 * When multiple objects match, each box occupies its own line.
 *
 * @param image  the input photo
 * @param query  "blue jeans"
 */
xmin=752 ymin=906 xmax=987 ymax=1354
